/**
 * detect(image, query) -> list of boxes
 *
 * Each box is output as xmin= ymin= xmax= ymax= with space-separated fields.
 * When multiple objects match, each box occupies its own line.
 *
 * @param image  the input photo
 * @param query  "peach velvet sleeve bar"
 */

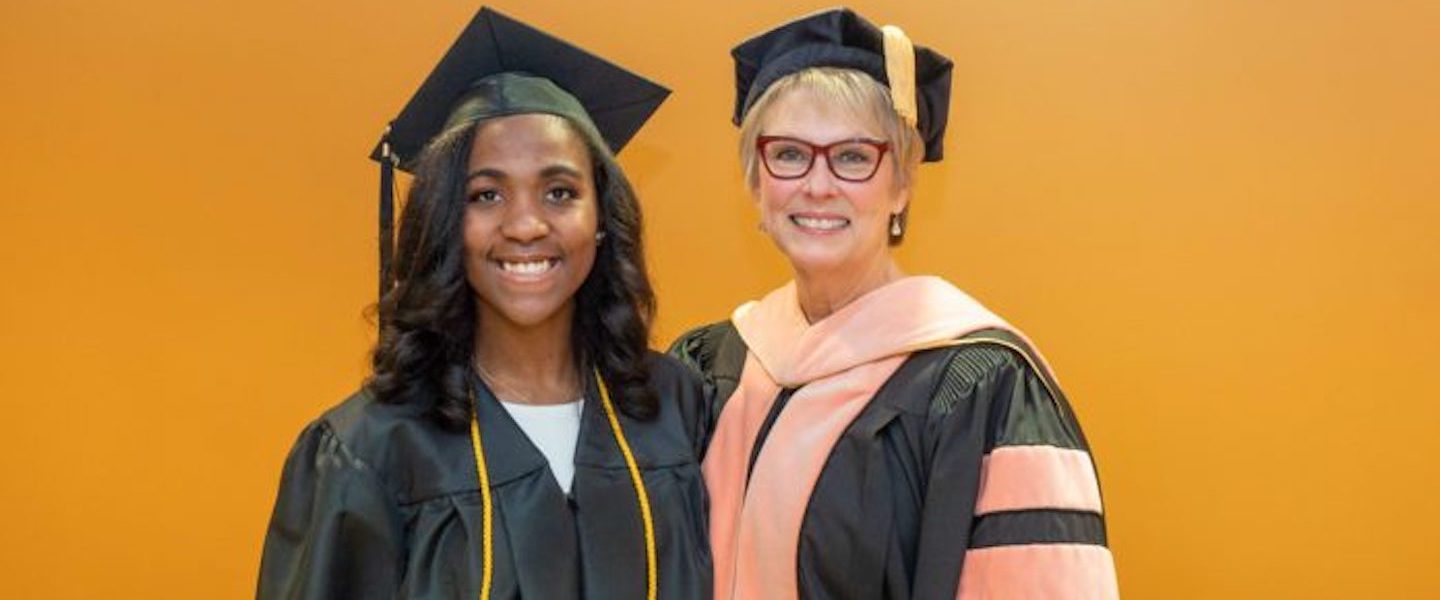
xmin=957 ymin=544 xmax=1119 ymax=600
xmin=975 ymin=445 xmax=1104 ymax=516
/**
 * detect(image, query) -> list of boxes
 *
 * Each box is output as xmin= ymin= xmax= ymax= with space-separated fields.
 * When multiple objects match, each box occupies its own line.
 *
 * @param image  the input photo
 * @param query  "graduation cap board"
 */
xmin=729 ymin=8 xmax=953 ymax=162
xmin=369 ymin=7 xmax=670 ymax=299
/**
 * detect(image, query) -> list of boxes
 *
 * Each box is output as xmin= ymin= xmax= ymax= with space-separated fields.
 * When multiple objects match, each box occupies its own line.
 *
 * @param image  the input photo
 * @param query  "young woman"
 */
xmin=259 ymin=9 xmax=710 ymax=599
xmin=672 ymin=8 xmax=1118 ymax=599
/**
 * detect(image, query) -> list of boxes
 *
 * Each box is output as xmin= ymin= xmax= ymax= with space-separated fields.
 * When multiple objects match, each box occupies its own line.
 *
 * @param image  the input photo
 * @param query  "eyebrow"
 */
xmin=540 ymin=164 xmax=584 ymax=179
xmin=762 ymin=133 xmax=885 ymax=144
xmin=466 ymin=168 xmax=506 ymax=182
xmin=465 ymin=164 xmax=585 ymax=183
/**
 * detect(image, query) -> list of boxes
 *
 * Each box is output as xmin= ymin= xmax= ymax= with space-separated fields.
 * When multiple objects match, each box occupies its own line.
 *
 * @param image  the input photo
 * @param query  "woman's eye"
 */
xmin=774 ymin=147 xmax=809 ymax=163
xmin=766 ymin=142 xmax=812 ymax=164
xmin=470 ymin=189 xmax=501 ymax=204
xmin=835 ymin=149 xmax=875 ymax=164
xmin=545 ymin=187 xmax=579 ymax=203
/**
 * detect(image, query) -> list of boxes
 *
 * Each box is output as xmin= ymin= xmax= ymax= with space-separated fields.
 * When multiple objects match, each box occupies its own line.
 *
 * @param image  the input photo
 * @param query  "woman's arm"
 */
xmin=257 ymin=420 xmax=404 ymax=600
xmin=913 ymin=344 xmax=1118 ymax=599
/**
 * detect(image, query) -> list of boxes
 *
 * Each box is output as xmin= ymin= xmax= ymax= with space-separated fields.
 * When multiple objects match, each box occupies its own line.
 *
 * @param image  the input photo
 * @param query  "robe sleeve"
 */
xmin=911 ymin=344 xmax=1119 ymax=600
xmin=256 ymin=420 xmax=404 ymax=600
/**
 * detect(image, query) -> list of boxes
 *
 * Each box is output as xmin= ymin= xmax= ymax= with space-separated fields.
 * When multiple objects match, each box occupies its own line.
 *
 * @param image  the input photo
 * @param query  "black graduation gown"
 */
xmin=257 ymin=353 xmax=713 ymax=599
xmin=670 ymin=322 xmax=1111 ymax=599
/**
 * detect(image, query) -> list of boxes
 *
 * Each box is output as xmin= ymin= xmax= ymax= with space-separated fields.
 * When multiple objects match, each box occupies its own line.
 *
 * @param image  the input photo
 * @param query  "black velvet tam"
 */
xmin=731 ymin=8 xmax=953 ymax=161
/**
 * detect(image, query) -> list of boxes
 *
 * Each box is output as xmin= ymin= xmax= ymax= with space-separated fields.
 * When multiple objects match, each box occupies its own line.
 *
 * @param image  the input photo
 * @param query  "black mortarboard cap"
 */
xmin=368 ymin=7 xmax=669 ymax=301
xmin=730 ymin=8 xmax=953 ymax=162
xmin=372 ymin=6 xmax=670 ymax=171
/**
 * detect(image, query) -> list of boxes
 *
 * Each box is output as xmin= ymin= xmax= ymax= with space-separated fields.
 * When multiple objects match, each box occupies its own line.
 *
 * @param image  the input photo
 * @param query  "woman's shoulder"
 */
xmin=638 ymin=350 xmax=717 ymax=459
xmin=312 ymin=386 xmax=433 ymax=455
xmin=667 ymin=320 xmax=749 ymax=394
xmin=642 ymin=350 xmax=706 ymax=409
xmin=285 ymin=386 xmax=464 ymax=498
xmin=936 ymin=332 xmax=1038 ymax=389
xmin=880 ymin=329 xmax=1050 ymax=416
xmin=666 ymin=320 xmax=744 ymax=373
xmin=907 ymin=329 xmax=1087 ymax=449
xmin=643 ymin=349 xmax=701 ymax=384
xmin=643 ymin=349 xmax=708 ymax=407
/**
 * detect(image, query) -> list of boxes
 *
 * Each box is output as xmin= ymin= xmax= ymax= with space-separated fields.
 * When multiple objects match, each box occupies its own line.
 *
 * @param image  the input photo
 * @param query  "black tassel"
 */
xmin=378 ymin=128 xmax=396 ymax=313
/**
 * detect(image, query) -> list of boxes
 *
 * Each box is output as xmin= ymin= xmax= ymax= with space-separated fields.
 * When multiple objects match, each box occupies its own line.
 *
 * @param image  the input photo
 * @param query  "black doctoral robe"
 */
xmin=257 ymin=353 xmax=712 ymax=599
xmin=671 ymin=320 xmax=1116 ymax=599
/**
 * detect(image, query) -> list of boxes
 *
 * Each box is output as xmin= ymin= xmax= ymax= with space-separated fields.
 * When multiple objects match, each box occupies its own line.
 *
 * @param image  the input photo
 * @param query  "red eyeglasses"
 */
xmin=756 ymin=135 xmax=891 ymax=182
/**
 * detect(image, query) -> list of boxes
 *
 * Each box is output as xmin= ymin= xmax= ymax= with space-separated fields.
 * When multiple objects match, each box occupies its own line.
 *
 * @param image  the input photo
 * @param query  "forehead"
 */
xmin=468 ymin=113 xmax=591 ymax=169
xmin=760 ymin=86 xmax=886 ymax=142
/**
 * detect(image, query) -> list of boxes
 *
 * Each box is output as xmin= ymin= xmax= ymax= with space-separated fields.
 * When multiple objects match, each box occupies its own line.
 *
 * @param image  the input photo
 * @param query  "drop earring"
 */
xmin=889 ymin=213 xmax=903 ymax=237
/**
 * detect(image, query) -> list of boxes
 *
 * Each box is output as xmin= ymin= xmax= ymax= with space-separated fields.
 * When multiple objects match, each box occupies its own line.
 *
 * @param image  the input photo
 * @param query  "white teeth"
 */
xmin=792 ymin=216 xmax=850 ymax=230
xmin=499 ymin=259 xmax=556 ymax=275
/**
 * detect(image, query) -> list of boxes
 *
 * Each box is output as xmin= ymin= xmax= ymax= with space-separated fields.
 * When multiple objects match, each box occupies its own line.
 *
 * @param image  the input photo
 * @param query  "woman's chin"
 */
xmin=476 ymin=296 xmax=576 ymax=332
xmin=780 ymin=244 xmax=861 ymax=276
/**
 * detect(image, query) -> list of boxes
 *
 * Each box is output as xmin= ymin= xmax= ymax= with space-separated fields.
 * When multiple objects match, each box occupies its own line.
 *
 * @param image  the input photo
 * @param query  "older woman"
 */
xmin=671 ymin=8 xmax=1118 ymax=599
xmin=258 ymin=9 xmax=710 ymax=599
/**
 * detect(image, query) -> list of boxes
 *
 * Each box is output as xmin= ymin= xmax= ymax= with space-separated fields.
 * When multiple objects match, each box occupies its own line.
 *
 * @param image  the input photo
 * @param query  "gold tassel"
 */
xmin=881 ymin=25 xmax=918 ymax=129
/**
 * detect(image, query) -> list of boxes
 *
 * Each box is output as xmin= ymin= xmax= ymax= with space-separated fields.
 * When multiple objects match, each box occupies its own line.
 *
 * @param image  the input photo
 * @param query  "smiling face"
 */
xmin=462 ymin=113 xmax=598 ymax=333
xmin=753 ymin=87 xmax=910 ymax=275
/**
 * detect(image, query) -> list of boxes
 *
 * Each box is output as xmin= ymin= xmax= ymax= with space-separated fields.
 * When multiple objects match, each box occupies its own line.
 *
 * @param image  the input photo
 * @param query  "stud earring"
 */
xmin=595 ymin=231 xmax=607 ymax=245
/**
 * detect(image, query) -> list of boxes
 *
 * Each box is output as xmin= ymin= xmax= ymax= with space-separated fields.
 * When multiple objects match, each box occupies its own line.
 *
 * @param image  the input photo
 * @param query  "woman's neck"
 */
xmin=793 ymin=254 xmax=905 ymax=323
xmin=473 ymin=310 xmax=581 ymax=406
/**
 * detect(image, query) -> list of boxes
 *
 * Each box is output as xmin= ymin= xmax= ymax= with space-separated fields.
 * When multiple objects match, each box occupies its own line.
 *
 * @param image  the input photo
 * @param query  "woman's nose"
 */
xmin=500 ymin=198 xmax=551 ymax=241
xmin=801 ymin=154 xmax=841 ymax=197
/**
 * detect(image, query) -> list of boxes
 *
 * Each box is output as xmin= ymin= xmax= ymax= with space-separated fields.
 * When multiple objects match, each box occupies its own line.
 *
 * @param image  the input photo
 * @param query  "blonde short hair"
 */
xmin=738 ymin=67 xmax=924 ymax=192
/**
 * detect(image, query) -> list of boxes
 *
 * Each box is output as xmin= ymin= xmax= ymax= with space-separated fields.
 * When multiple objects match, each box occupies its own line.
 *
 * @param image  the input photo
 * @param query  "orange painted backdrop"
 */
xmin=3 ymin=0 xmax=1437 ymax=597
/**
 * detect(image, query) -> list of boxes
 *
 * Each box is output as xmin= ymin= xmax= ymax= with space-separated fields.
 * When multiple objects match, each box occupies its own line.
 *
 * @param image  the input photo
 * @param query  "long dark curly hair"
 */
xmin=367 ymin=116 xmax=658 ymax=430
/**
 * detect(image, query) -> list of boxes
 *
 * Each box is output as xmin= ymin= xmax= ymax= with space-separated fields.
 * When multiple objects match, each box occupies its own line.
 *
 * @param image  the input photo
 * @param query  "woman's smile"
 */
xmin=492 ymin=255 xmax=563 ymax=280
xmin=789 ymin=212 xmax=851 ymax=234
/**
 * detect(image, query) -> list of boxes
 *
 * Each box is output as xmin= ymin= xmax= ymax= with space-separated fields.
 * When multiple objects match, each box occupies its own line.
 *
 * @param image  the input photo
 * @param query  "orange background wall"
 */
xmin=3 ymin=0 xmax=1437 ymax=597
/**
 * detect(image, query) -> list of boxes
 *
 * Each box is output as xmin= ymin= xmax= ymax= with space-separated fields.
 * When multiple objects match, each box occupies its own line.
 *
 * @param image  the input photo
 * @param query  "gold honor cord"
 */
xmin=468 ymin=403 xmax=495 ymax=599
xmin=468 ymin=370 xmax=658 ymax=600
xmin=595 ymin=368 xmax=659 ymax=600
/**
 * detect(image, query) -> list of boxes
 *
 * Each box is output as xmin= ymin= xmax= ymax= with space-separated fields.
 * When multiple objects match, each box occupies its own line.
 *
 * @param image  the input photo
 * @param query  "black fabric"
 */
xmin=730 ymin=8 xmax=954 ymax=161
xmin=965 ymin=328 xmax=1090 ymax=450
xmin=371 ymin=7 xmax=669 ymax=171
xmin=257 ymin=353 xmax=712 ymax=600
xmin=439 ymin=73 xmax=604 ymax=159
xmin=745 ymin=387 xmax=797 ymax=485
xmin=670 ymin=324 xmax=1107 ymax=600
xmin=667 ymin=320 xmax=746 ymax=425
xmin=969 ymin=510 xmax=1108 ymax=549
xmin=377 ymin=156 xmax=395 ymax=304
